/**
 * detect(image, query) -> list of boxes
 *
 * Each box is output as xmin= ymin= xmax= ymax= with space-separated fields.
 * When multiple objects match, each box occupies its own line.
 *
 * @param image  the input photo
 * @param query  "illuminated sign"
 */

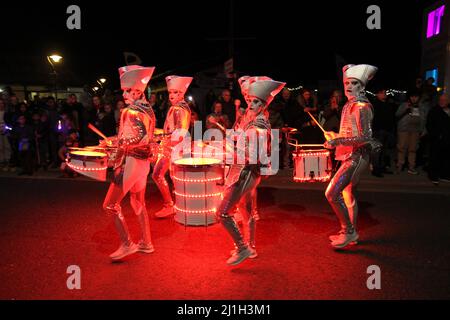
xmin=427 ymin=5 xmax=445 ymax=38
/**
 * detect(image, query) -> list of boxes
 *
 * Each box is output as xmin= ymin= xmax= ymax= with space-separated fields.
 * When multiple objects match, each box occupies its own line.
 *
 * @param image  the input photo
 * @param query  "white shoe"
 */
xmin=329 ymin=230 xmax=358 ymax=245
xmin=331 ymin=230 xmax=359 ymax=249
xmin=329 ymin=229 xmax=344 ymax=242
xmin=138 ymin=241 xmax=155 ymax=254
xmin=109 ymin=242 xmax=138 ymax=261
xmin=226 ymin=247 xmax=256 ymax=265
xmin=154 ymin=205 xmax=174 ymax=218
xmin=230 ymin=247 xmax=257 ymax=258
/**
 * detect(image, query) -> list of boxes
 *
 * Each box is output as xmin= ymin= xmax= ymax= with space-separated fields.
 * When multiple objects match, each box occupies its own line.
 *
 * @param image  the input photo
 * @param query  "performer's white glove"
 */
xmin=99 ymin=136 xmax=118 ymax=147
xmin=324 ymin=131 xmax=338 ymax=141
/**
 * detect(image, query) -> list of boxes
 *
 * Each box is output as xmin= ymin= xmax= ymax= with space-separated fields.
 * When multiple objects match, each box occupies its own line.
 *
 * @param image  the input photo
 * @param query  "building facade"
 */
xmin=421 ymin=0 xmax=450 ymax=92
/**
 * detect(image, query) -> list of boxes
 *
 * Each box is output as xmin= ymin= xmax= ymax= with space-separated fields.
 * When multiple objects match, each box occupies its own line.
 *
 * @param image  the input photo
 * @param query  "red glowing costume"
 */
xmin=219 ymin=77 xmax=285 ymax=265
xmin=152 ymin=75 xmax=192 ymax=218
xmin=103 ymin=65 xmax=157 ymax=261
xmin=324 ymin=64 xmax=381 ymax=249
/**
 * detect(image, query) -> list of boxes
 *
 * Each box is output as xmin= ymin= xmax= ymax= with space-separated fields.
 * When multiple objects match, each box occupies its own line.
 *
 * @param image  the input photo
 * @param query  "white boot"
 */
xmin=154 ymin=203 xmax=174 ymax=218
xmin=137 ymin=212 xmax=154 ymax=253
xmin=226 ymin=246 xmax=256 ymax=265
xmin=110 ymin=242 xmax=138 ymax=261
xmin=230 ymin=246 xmax=257 ymax=258
xmin=138 ymin=241 xmax=155 ymax=254
xmin=331 ymin=230 xmax=359 ymax=249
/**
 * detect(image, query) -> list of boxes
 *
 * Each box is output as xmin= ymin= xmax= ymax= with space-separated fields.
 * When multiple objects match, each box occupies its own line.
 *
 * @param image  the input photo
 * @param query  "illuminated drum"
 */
xmin=82 ymin=146 xmax=117 ymax=168
xmin=66 ymin=150 xmax=108 ymax=181
xmin=171 ymin=158 xmax=224 ymax=226
xmin=293 ymin=149 xmax=332 ymax=182
xmin=191 ymin=140 xmax=225 ymax=163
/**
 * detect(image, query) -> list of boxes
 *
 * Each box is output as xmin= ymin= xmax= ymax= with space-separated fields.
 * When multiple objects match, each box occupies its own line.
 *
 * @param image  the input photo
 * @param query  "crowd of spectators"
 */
xmin=0 ymin=75 xmax=449 ymax=185
xmin=0 ymin=89 xmax=121 ymax=177
xmin=196 ymin=76 xmax=449 ymax=185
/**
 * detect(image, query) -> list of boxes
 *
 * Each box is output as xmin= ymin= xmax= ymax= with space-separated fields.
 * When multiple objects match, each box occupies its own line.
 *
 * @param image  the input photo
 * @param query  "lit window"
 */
xmin=425 ymin=69 xmax=438 ymax=86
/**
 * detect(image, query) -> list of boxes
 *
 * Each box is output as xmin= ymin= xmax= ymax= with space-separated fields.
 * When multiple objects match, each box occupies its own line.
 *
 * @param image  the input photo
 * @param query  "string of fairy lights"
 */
xmin=287 ymin=85 xmax=303 ymax=91
xmin=287 ymin=85 xmax=408 ymax=96
xmin=366 ymin=89 xmax=407 ymax=96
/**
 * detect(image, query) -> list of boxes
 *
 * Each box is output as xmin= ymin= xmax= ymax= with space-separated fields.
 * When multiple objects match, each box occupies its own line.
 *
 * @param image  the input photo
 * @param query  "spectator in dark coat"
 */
xmin=371 ymin=88 xmax=397 ymax=176
xmin=12 ymin=115 xmax=35 ymax=175
xmin=96 ymin=103 xmax=117 ymax=137
xmin=218 ymin=89 xmax=236 ymax=125
xmin=426 ymin=94 xmax=450 ymax=185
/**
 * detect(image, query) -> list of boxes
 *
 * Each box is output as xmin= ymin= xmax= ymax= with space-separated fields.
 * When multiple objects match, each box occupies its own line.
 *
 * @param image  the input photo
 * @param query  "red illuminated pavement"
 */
xmin=0 ymin=169 xmax=449 ymax=299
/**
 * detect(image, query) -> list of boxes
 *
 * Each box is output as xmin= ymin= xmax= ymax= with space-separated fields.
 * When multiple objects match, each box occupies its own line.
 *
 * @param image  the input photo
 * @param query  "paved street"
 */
xmin=0 ymin=168 xmax=449 ymax=299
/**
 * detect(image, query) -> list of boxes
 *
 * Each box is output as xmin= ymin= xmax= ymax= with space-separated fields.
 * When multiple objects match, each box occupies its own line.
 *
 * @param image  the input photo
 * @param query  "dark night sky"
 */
xmin=0 ymin=0 xmax=439 ymax=90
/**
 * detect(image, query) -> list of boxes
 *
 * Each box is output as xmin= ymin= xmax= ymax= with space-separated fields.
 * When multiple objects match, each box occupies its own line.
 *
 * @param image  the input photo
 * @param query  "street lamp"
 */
xmin=96 ymin=78 xmax=107 ymax=92
xmin=48 ymin=54 xmax=63 ymax=64
xmin=47 ymin=54 xmax=63 ymax=100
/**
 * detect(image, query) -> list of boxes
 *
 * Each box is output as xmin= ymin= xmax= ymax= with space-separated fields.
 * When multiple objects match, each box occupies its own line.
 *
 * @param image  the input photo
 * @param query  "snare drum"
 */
xmin=191 ymin=140 xmax=225 ymax=163
xmin=171 ymin=158 xmax=224 ymax=226
xmin=66 ymin=149 xmax=108 ymax=181
xmin=293 ymin=149 xmax=331 ymax=182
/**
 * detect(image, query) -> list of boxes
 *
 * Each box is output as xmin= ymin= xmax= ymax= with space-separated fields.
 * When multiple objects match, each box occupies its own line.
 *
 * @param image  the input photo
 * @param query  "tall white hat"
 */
xmin=166 ymin=75 xmax=193 ymax=93
xmin=118 ymin=65 xmax=155 ymax=92
xmin=248 ymin=78 xmax=286 ymax=105
xmin=239 ymin=76 xmax=273 ymax=96
xmin=238 ymin=76 xmax=251 ymax=94
xmin=343 ymin=64 xmax=377 ymax=87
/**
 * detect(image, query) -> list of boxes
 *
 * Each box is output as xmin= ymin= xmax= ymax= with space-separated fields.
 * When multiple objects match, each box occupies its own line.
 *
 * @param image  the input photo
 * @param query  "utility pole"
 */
xmin=207 ymin=0 xmax=255 ymax=89
xmin=229 ymin=0 xmax=234 ymax=61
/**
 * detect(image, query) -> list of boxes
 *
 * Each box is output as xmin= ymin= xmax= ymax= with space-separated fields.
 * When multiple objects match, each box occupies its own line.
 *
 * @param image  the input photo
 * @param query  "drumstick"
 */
xmin=88 ymin=123 xmax=109 ymax=140
xmin=306 ymin=111 xmax=326 ymax=134
xmin=287 ymin=142 xmax=325 ymax=148
xmin=209 ymin=117 xmax=227 ymax=132
xmin=68 ymin=147 xmax=87 ymax=151
xmin=214 ymin=121 xmax=227 ymax=132
xmin=299 ymin=144 xmax=324 ymax=147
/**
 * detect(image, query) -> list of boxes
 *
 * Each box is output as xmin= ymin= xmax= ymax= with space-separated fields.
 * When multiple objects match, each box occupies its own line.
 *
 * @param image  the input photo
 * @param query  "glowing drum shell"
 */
xmin=171 ymin=158 xmax=224 ymax=226
xmin=293 ymin=149 xmax=332 ymax=182
xmin=66 ymin=150 xmax=108 ymax=181
xmin=191 ymin=140 xmax=225 ymax=164
xmin=82 ymin=146 xmax=117 ymax=168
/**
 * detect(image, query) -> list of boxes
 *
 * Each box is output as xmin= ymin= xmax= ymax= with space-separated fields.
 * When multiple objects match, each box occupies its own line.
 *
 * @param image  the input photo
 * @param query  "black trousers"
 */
xmin=428 ymin=139 xmax=450 ymax=181
xmin=372 ymin=129 xmax=395 ymax=173
xmin=19 ymin=150 xmax=34 ymax=174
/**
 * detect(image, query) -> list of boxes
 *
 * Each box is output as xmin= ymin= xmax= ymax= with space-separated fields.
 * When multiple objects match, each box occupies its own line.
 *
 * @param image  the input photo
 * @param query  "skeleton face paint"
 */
xmin=247 ymin=96 xmax=265 ymax=118
xmin=123 ymin=89 xmax=143 ymax=105
xmin=344 ymin=78 xmax=363 ymax=100
xmin=169 ymin=89 xmax=184 ymax=105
